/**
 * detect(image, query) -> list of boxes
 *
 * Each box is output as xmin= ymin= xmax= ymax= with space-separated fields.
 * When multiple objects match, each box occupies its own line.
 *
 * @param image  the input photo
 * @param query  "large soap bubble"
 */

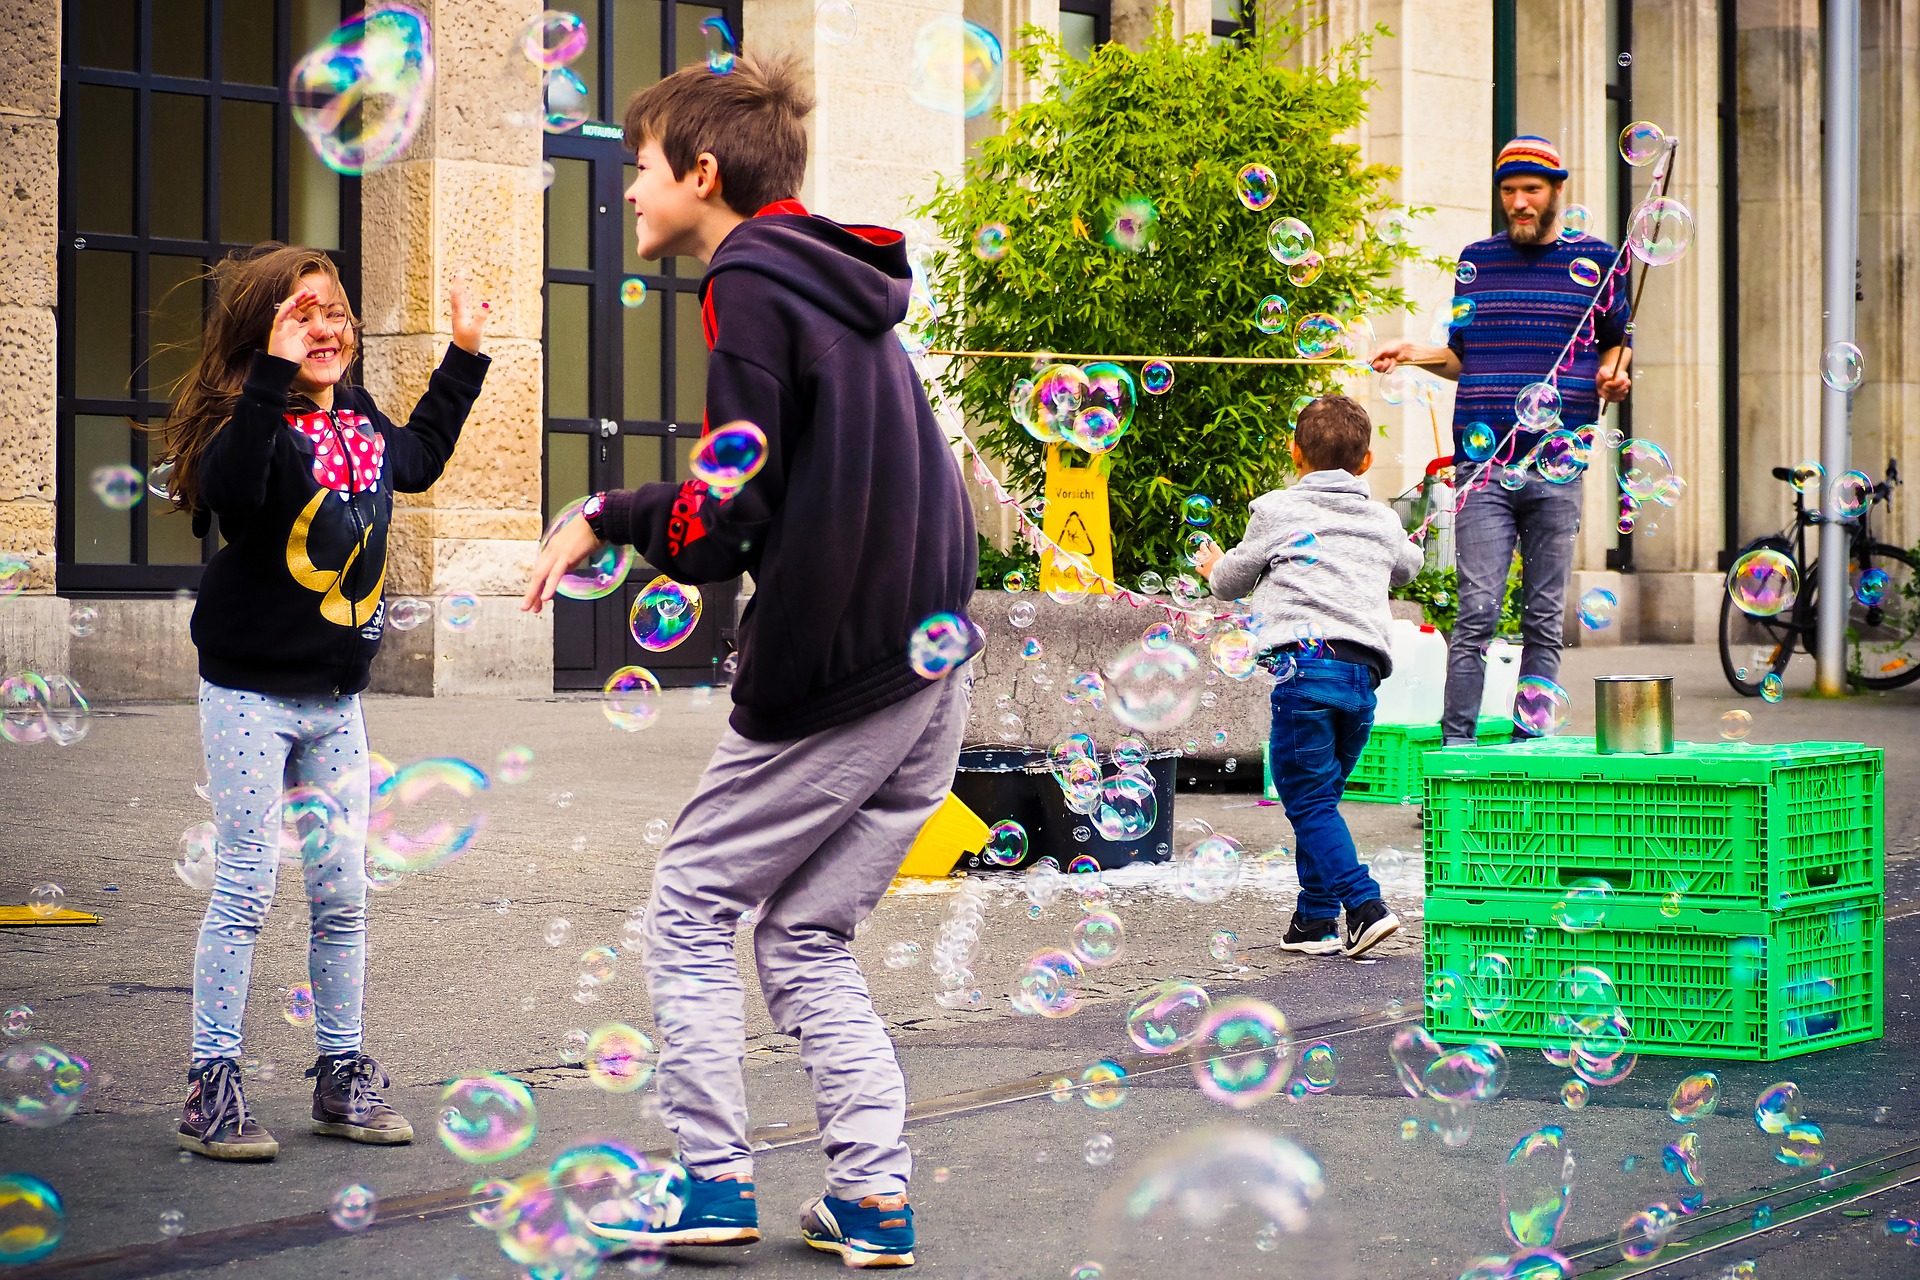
xmin=289 ymin=5 xmax=434 ymax=176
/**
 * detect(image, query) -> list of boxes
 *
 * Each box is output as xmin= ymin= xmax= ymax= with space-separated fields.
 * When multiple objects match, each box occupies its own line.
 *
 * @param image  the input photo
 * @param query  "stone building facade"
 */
xmin=1 ymin=0 xmax=1916 ymax=697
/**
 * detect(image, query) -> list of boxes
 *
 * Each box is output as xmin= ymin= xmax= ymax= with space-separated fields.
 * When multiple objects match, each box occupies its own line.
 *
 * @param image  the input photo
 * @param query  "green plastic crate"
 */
xmin=1423 ymin=892 xmax=1884 ymax=1061
xmin=1263 ymin=716 xmax=1511 ymax=805
xmin=1422 ymin=738 xmax=1883 ymax=909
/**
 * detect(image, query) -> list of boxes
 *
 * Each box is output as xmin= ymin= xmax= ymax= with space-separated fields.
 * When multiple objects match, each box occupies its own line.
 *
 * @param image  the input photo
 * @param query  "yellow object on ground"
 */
xmin=896 ymin=792 xmax=989 ymax=879
xmin=0 ymin=907 xmax=102 ymax=927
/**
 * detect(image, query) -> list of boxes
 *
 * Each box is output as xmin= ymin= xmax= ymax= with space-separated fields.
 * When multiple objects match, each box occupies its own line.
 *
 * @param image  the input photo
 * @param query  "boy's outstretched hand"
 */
xmin=450 ymin=276 xmax=490 ymax=354
xmin=522 ymin=515 xmax=602 ymax=615
xmin=1192 ymin=537 xmax=1223 ymax=579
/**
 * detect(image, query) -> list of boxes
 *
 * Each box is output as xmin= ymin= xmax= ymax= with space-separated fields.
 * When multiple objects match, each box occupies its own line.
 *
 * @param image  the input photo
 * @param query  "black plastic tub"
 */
xmin=951 ymin=745 xmax=1176 ymax=873
xmin=1031 ymin=751 xmax=1177 ymax=871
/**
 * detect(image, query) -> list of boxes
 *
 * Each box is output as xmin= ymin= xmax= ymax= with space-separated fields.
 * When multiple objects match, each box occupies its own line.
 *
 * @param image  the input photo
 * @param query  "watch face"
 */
xmin=583 ymin=494 xmax=604 ymax=519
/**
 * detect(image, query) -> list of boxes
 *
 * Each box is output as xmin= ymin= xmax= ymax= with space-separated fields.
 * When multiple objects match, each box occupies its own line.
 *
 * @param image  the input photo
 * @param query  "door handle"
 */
xmin=599 ymin=419 xmax=620 ymax=439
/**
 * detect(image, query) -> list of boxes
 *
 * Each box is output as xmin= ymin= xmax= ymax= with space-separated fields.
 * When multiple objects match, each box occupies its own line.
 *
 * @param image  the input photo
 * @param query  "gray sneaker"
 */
xmin=177 ymin=1058 xmax=279 ymax=1160
xmin=308 ymin=1052 xmax=414 ymax=1144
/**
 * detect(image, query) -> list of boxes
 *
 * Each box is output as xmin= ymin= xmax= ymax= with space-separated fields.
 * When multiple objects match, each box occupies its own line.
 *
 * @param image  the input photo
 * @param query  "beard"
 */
xmin=1507 ymin=190 xmax=1563 ymax=245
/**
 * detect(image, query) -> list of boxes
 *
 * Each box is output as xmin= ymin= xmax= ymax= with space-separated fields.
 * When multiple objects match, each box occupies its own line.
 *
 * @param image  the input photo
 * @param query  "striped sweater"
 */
xmin=1446 ymin=232 xmax=1632 ymax=459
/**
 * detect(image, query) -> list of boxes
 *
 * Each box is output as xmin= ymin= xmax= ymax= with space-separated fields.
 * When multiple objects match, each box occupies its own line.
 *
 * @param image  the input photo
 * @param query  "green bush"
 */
xmin=920 ymin=9 xmax=1430 ymax=583
xmin=1390 ymin=558 xmax=1525 ymax=634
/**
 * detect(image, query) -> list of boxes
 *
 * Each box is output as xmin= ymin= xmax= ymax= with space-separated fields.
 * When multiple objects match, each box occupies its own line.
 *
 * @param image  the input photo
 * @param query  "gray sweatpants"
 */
xmin=644 ymin=672 xmax=970 ymax=1199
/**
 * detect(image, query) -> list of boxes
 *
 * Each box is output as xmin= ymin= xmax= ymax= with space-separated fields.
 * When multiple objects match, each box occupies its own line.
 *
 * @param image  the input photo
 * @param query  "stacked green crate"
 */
xmin=1420 ymin=738 xmax=1884 ymax=1061
xmin=1263 ymin=716 xmax=1510 ymax=805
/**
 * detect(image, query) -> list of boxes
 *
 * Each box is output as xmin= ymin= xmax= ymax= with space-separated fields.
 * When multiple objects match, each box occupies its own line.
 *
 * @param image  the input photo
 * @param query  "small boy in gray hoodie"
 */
xmin=1195 ymin=393 xmax=1424 ymax=958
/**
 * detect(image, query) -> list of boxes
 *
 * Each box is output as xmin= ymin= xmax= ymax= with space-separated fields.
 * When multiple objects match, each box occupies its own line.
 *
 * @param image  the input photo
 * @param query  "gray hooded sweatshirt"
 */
xmin=1205 ymin=469 xmax=1425 ymax=677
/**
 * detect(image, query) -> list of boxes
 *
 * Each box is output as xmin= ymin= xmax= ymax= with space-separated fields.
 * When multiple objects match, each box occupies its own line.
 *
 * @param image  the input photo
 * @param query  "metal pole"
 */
xmin=1816 ymin=0 xmax=1861 ymax=696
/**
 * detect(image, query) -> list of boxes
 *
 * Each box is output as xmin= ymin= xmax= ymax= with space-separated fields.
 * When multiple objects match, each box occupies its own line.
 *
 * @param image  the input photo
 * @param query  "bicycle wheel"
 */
xmin=1847 ymin=542 xmax=1920 ymax=689
xmin=1718 ymin=539 xmax=1800 ymax=696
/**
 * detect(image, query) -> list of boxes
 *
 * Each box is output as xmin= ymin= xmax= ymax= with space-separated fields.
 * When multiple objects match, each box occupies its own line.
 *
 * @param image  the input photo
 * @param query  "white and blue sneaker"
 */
xmin=800 ymin=1192 xmax=916 ymax=1268
xmin=585 ymin=1172 xmax=761 ymax=1248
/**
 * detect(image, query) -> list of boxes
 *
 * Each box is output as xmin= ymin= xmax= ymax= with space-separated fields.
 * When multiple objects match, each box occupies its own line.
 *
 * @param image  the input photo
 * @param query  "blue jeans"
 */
xmin=193 ymin=681 xmax=371 ymax=1061
xmin=1442 ymin=473 xmax=1583 ymax=744
xmin=1268 ymin=657 xmax=1383 ymax=921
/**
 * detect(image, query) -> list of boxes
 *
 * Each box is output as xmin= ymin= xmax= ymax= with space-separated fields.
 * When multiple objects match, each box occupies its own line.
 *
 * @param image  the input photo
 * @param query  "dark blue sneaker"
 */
xmin=585 ymin=1172 xmax=761 ymax=1248
xmin=800 ymin=1192 xmax=915 ymax=1268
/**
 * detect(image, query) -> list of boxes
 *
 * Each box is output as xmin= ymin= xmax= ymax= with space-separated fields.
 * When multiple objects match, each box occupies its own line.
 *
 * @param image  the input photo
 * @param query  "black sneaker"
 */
xmin=177 ymin=1058 xmax=279 ymax=1160
xmin=1279 ymin=913 xmax=1343 ymax=956
xmin=1343 ymin=900 xmax=1402 ymax=958
xmin=308 ymin=1052 xmax=414 ymax=1144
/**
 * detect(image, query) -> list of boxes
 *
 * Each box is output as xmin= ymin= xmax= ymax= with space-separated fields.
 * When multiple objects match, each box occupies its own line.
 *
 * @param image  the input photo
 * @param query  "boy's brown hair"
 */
xmin=1293 ymin=394 xmax=1373 ymax=473
xmin=622 ymin=53 xmax=813 ymax=217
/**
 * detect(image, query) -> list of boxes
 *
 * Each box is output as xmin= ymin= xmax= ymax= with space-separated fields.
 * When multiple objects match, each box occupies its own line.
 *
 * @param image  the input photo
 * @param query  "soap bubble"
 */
xmin=1423 ymin=1041 xmax=1510 ymax=1103
xmin=618 ymin=277 xmax=648 ymax=308
xmin=1854 ymin=566 xmax=1890 ymax=607
xmin=1182 ymin=494 xmax=1214 ymax=527
xmin=26 ymin=883 xmax=64 ymax=918
xmin=1830 ymin=470 xmax=1874 ymax=519
xmin=1668 ymin=1071 xmax=1720 ymax=1122
xmin=1026 ymin=363 xmax=1090 ymax=440
xmin=816 ymin=0 xmax=858 ymax=44
xmin=1619 ymin=438 xmax=1676 ymax=503
xmin=1103 ymin=195 xmax=1159 ymax=253
xmin=908 ymin=612 xmax=975 ymax=679
xmin=289 ymin=5 xmax=433 ymax=175
xmin=1125 ymin=982 xmax=1212 ymax=1054
xmin=1503 ymin=1125 xmax=1575 ymax=1247
xmin=971 ymin=222 xmax=1010 ymax=262
xmin=1561 ymin=1079 xmax=1590 ymax=1110
xmin=1462 ymin=422 xmax=1497 ymax=462
xmin=1071 ymin=912 xmax=1125 ymax=967
xmin=1617 ymin=1204 xmax=1679 ymax=1262
xmin=438 ymin=1073 xmax=538 ymax=1163
xmin=1469 ymin=953 xmax=1514 ymax=1020
xmin=1449 ymin=297 xmax=1478 ymax=330
xmin=1014 ymin=948 xmax=1084 ymax=1018
xmin=1096 ymin=1128 xmax=1324 ymax=1271
xmin=1562 ymin=204 xmax=1593 ymax=238
xmin=1255 ymin=295 xmax=1290 ymax=335
xmin=1009 ymin=599 xmax=1038 ymax=628
xmin=1188 ymin=998 xmax=1291 ymax=1108
xmin=1176 ymin=834 xmax=1241 ymax=903
xmin=329 ymin=1183 xmax=377 ymax=1232
xmin=387 ymin=596 xmax=431 ymax=630
xmin=1286 ymin=252 xmax=1324 ymax=287
xmin=1376 ymin=210 xmax=1413 ymax=245
xmin=1298 ymin=1042 xmax=1337 ymax=1094
xmin=1210 ymin=628 xmax=1259 ymax=680
xmin=983 ymin=820 xmax=1027 ymax=868
xmin=700 ymin=15 xmax=736 ymax=73
xmin=1294 ymin=313 xmax=1344 ymax=359
xmin=89 ymin=464 xmax=144 ymax=510
xmin=541 ymin=67 xmax=589 ymax=132
xmin=1141 ymin=360 xmax=1175 ymax=395
xmin=521 ymin=11 xmax=587 ymax=67
xmin=1235 ymin=163 xmax=1277 ymax=211
xmin=1568 ymin=258 xmax=1602 ymax=288
xmin=1776 ymin=1119 xmax=1823 ymax=1167
xmin=441 ymin=591 xmax=479 ymax=630
xmin=1719 ymin=708 xmax=1754 ymax=740
xmin=541 ymin=497 xmax=633 ymax=601
xmin=0 ymin=1042 xmax=91 ymax=1128
xmin=364 ymin=757 xmax=489 ymax=875
xmin=1820 ymin=341 xmax=1864 ymax=392
xmin=1754 ymin=1081 xmax=1802 ymax=1134
xmin=1092 ymin=773 xmax=1157 ymax=841
xmin=601 ymin=665 xmax=662 ymax=732
xmin=1727 ymin=548 xmax=1798 ymax=618
xmin=1455 ymin=261 xmax=1478 ymax=284
xmin=1107 ymin=641 xmax=1201 ymax=732
xmin=1081 ymin=360 xmax=1139 ymax=435
xmin=0 ymin=1173 xmax=64 ymax=1263
xmin=584 ymin=1023 xmax=655 ymax=1093
xmin=630 ymin=576 xmax=703 ymax=651
xmin=907 ymin=17 xmax=1003 ymax=118
xmin=1627 ymin=196 xmax=1694 ymax=266
xmin=1619 ymin=119 xmax=1666 ymax=165
xmin=1512 ymin=676 xmax=1571 ymax=737
xmin=283 ymin=982 xmax=316 ymax=1027
xmin=2 ymin=1007 xmax=31 ymax=1039
xmin=1515 ymin=381 xmax=1562 ymax=429
xmin=158 ymin=1207 xmax=185 ymax=1237
xmin=1577 ymin=588 xmax=1618 ymax=630
xmin=1266 ymin=217 xmax=1314 ymax=265
xmin=690 ymin=421 xmax=769 ymax=494
xmin=1532 ymin=429 xmax=1588 ymax=484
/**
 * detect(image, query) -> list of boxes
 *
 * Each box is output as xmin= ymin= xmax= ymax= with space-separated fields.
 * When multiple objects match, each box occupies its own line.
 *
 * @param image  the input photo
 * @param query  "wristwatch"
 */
xmin=582 ymin=492 xmax=608 ymax=540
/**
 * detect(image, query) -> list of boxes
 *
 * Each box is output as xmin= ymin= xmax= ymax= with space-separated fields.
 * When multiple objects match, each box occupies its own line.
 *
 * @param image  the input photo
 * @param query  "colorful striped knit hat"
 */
xmin=1494 ymin=135 xmax=1568 ymax=182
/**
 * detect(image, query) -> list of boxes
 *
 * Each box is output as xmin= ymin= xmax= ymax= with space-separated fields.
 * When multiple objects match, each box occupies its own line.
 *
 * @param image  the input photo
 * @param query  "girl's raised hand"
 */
xmin=268 ymin=289 xmax=320 ymax=364
xmin=450 ymin=277 xmax=489 ymax=355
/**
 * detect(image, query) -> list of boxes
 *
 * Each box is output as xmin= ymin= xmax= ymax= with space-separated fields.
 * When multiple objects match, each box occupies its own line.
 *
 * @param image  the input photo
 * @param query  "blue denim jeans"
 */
xmin=1268 ymin=657 xmax=1384 ymax=921
xmin=1442 ymin=473 xmax=1583 ymax=744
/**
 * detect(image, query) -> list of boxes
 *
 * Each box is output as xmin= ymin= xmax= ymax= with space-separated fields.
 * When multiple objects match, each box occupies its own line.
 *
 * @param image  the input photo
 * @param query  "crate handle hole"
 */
xmin=1806 ymin=866 xmax=1840 ymax=887
xmin=1554 ymin=868 xmax=1621 ymax=889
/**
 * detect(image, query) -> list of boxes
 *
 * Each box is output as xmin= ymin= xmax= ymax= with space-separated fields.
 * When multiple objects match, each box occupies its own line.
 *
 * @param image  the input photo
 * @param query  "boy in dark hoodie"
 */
xmin=524 ymin=53 xmax=978 ymax=1270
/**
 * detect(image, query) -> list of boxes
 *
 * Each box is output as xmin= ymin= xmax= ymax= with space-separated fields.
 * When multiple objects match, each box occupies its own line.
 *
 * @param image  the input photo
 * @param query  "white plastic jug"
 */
xmin=1479 ymin=638 xmax=1521 ymax=720
xmin=1373 ymin=619 xmax=1448 ymax=724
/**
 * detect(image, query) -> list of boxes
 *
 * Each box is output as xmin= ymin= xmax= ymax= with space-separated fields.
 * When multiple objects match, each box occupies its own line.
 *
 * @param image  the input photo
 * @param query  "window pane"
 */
xmin=672 ymin=433 xmax=696 ymax=482
xmin=73 ymin=251 xmax=135 ymax=400
xmin=149 ymin=494 xmax=205 ymax=564
xmin=621 ymin=165 xmax=661 ymax=274
xmin=547 ymin=158 xmax=591 ymax=272
xmin=673 ymin=291 xmax=706 ymax=424
xmin=675 ymin=5 xmax=724 ymax=71
xmin=73 ymin=85 xmax=136 ymax=235
xmin=622 ymin=434 xmax=663 ymax=488
xmin=148 ymin=255 xmax=206 ymax=401
xmin=546 ymin=283 xmax=591 ymax=419
xmin=1061 ymin=12 xmax=1097 ymax=61
xmin=72 ymin=416 xmax=133 ymax=563
xmin=221 ymin=100 xmax=275 ymax=244
xmin=614 ymin=0 xmax=663 ymax=96
xmin=153 ymin=0 xmax=209 ymax=78
xmin=149 ymin=94 xmax=208 ymax=240
xmin=290 ymin=140 xmax=343 ymax=248
xmin=1210 ymin=0 xmax=1238 ymax=24
xmin=224 ymin=1 xmax=278 ymax=85
xmin=546 ymin=432 xmax=589 ymax=518
xmin=622 ymin=292 xmax=663 ymax=421
xmin=74 ymin=0 xmax=137 ymax=70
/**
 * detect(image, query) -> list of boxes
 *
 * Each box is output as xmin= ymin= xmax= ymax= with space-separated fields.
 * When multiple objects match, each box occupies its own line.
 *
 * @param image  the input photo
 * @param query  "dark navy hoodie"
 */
xmin=593 ymin=202 xmax=980 ymax=741
xmin=190 ymin=346 xmax=489 ymax=697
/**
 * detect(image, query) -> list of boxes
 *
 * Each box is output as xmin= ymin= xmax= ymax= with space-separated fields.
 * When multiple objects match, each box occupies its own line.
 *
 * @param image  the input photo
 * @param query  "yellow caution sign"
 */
xmin=1040 ymin=445 xmax=1114 ymax=593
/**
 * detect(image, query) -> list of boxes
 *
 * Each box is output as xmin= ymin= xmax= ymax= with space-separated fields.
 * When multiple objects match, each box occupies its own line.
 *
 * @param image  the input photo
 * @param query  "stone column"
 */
xmin=1856 ymin=0 xmax=1920 ymax=551
xmin=0 ymin=4 xmax=65 ymax=678
xmin=1731 ymin=2 xmax=1821 ymax=552
xmin=361 ymin=0 xmax=552 ymax=695
xmin=1616 ymin=0 xmax=1723 ymax=642
xmin=1112 ymin=0 xmax=1211 ymax=47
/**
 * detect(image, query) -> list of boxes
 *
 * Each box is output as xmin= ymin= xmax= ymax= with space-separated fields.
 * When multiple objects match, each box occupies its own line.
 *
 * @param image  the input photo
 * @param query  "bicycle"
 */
xmin=1718 ymin=458 xmax=1920 ymax=695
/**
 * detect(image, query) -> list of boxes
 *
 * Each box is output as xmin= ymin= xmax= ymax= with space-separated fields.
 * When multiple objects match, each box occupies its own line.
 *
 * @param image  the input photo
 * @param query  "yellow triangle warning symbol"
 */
xmin=1058 ymin=510 xmax=1098 ymax=557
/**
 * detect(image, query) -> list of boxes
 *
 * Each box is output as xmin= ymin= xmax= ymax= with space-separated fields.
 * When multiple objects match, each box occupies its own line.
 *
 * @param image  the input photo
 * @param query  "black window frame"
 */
xmin=1211 ymin=0 xmax=1250 ymax=45
xmin=1058 ymin=0 xmax=1111 ymax=57
xmin=56 ymin=0 xmax=362 ymax=595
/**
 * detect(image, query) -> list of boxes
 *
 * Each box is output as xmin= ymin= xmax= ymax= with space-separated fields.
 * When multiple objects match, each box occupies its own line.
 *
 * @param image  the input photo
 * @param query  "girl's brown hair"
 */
xmin=154 ymin=243 xmax=360 ymax=514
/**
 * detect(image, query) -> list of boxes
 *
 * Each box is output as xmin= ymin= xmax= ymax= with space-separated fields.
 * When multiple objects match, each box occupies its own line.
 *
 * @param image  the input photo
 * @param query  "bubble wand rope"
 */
xmin=930 ymin=350 xmax=1452 ymax=368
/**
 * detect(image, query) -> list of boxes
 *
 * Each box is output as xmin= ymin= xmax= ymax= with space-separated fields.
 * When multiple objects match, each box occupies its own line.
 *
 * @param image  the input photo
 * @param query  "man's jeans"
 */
xmin=1268 ymin=657 xmax=1384 ymax=921
xmin=1442 ymin=474 xmax=1583 ymax=744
